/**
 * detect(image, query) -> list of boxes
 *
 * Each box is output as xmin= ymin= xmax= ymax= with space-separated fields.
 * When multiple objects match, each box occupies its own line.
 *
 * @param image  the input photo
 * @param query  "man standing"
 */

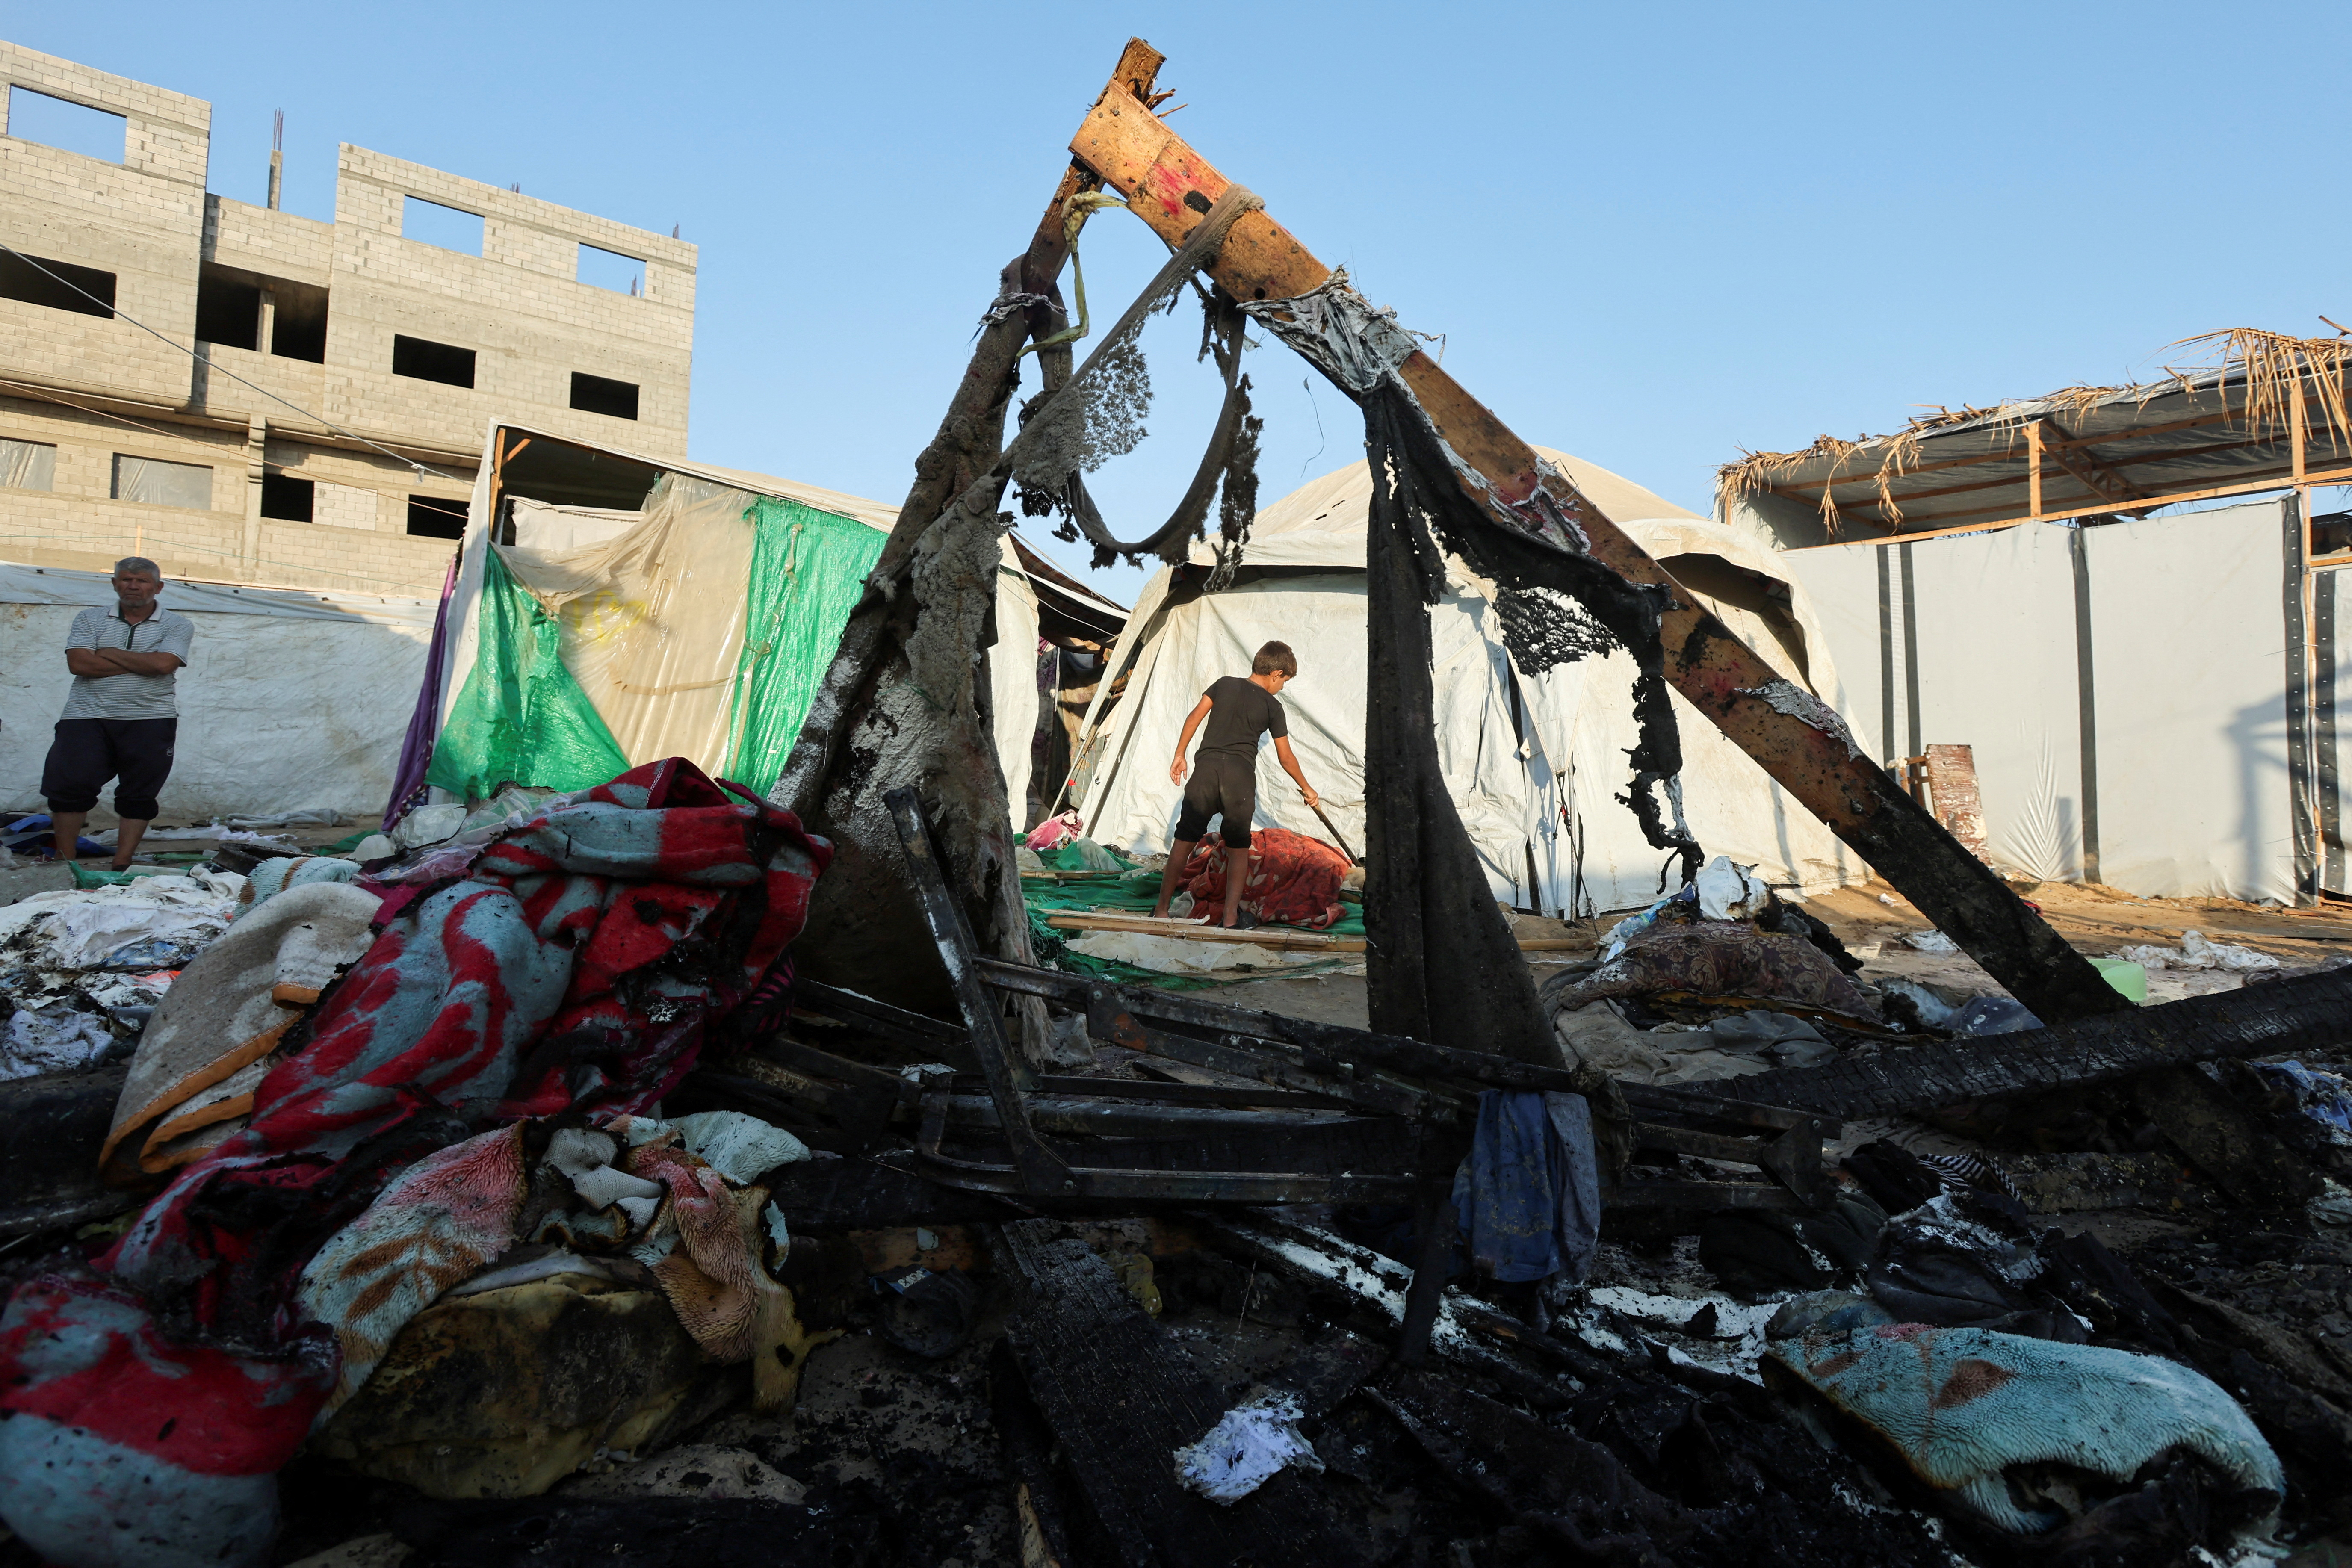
xmin=1148 ymin=640 xmax=1320 ymax=929
xmin=43 ymin=557 xmax=192 ymax=870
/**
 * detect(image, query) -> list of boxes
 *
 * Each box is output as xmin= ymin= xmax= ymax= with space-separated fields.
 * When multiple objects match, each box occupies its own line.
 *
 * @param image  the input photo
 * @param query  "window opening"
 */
xmin=6 ymin=87 xmax=124 ymax=163
xmin=195 ymin=263 xmax=261 ymax=351
xmin=393 ymin=334 xmax=476 ymax=389
xmin=260 ymin=473 xmax=314 ymax=522
xmin=569 ymin=372 xmax=639 ymax=421
xmin=401 ymin=196 xmax=483 ymax=256
xmin=407 ymin=494 xmax=467 ymax=539
xmin=577 ymin=243 xmax=645 ymax=295
xmin=0 ymin=438 xmax=56 ymax=491
xmin=270 ymin=278 xmax=330 ymax=363
xmin=111 ymin=454 xmax=213 ymax=510
xmin=0 ymin=251 xmax=115 ymax=318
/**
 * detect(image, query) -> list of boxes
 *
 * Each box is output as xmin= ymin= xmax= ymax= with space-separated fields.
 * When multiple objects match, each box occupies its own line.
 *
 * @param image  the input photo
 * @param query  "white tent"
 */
xmin=1065 ymin=450 xmax=1864 ymax=915
xmin=430 ymin=425 xmax=1096 ymax=826
xmin=0 ymin=561 xmax=436 ymax=823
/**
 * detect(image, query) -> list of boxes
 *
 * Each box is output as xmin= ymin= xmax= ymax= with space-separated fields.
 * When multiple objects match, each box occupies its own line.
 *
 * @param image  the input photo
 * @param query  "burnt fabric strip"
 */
xmin=1362 ymin=405 xmax=1557 ymax=1063
xmin=1361 ymin=387 xmax=1700 ymax=886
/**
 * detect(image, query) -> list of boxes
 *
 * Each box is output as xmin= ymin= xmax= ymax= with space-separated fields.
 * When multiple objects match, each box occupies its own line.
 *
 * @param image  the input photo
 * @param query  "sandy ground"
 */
xmin=1210 ymin=877 xmax=2352 ymax=1032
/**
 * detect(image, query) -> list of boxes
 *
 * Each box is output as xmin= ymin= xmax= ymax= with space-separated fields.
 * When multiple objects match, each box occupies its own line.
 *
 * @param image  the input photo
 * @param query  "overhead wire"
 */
xmin=0 ymin=242 xmax=463 ymax=482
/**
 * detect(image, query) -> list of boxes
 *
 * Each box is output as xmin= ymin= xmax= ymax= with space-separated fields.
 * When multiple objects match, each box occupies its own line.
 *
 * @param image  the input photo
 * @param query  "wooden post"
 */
xmin=2293 ymin=353 xmax=2309 ymax=486
xmin=2026 ymin=420 xmax=2044 ymax=518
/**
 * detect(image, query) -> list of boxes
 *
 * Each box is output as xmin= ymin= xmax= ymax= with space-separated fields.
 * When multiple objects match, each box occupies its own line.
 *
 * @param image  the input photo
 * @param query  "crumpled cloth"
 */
xmin=1864 ymin=1188 xmax=2086 ymax=1344
xmin=0 ymin=759 xmax=828 ymax=1568
xmin=1025 ymin=809 xmax=1082 ymax=852
xmin=1767 ymin=1322 xmax=2282 ymax=1539
xmin=1179 ymin=826 xmax=1349 ymax=929
xmin=0 ymin=1005 xmax=115 ymax=1081
xmin=2119 ymin=929 xmax=2281 ymax=972
xmin=235 ymin=855 xmax=363 ymax=917
xmin=2256 ymin=1060 xmax=2352 ymax=1146
xmin=103 ymin=881 xmax=384 ymax=1181
xmin=297 ymin=1108 xmax=813 ymax=1423
xmin=1450 ymin=1090 xmax=1602 ymax=1285
xmin=0 ymin=870 xmax=245 ymax=972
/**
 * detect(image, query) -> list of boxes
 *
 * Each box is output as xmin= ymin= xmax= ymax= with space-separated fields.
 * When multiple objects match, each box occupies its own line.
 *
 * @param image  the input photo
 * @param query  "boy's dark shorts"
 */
xmin=1175 ymin=753 xmax=1255 ymax=848
xmin=42 ymin=717 xmax=177 ymax=821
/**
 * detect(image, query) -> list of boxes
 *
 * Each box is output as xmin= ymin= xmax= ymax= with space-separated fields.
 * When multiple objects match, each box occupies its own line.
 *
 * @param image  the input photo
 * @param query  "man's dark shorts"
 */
xmin=42 ymin=718 xmax=177 ymax=821
xmin=1175 ymin=753 xmax=1256 ymax=849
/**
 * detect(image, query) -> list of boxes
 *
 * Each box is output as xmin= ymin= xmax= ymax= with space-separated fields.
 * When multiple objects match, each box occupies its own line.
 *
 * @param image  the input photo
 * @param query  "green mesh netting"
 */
xmin=720 ymin=497 xmax=887 ymax=789
xmin=426 ymin=548 xmax=629 ymax=800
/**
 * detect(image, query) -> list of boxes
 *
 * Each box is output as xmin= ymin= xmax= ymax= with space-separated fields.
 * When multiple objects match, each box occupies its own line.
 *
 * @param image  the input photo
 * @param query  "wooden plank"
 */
xmin=1046 ymin=911 xmax=1357 ymax=950
xmin=1043 ymin=910 xmax=1588 ymax=953
xmin=1726 ymin=963 xmax=2352 ymax=1118
xmin=1805 ymin=428 xmax=2318 ymax=523
xmin=1061 ymin=57 xmax=2128 ymax=1031
xmin=883 ymin=789 xmax=1070 ymax=1193
xmin=1789 ymin=463 xmax=2352 ymax=549
xmin=995 ymin=1220 xmax=1362 ymax=1568
xmin=1762 ymin=391 xmax=2342 ymax=496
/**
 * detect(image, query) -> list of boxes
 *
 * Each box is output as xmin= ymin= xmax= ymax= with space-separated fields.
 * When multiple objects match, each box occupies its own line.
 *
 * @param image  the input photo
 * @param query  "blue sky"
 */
xmin=17 ymin=2 xmax=2350 ymax=605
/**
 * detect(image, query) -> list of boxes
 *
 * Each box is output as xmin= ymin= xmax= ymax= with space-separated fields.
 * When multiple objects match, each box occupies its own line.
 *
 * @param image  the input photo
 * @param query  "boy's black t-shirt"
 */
xmin=1196 ymin=676 xmax=1288 ymax=759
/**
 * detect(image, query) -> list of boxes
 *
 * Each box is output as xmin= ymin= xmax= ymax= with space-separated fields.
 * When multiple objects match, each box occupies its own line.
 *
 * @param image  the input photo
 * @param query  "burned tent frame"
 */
xmin=967 ymin=41 xmax=2123 ymax=1028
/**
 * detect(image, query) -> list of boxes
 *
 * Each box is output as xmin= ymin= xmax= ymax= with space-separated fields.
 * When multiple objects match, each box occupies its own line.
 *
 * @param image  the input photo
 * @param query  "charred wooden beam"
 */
xmin=1727 ymin=965 xmax=2352 ymax=1119
xmin=993 ymin=1219 xmax=1362 ymax=1568
xmin=981 ymin=956 xmax=1820 ymax=1132
xmin=1059 ymin=45 xmax=2125 ymax=1028
xmin=885 ymin=788 xmax=1069 ymax=1193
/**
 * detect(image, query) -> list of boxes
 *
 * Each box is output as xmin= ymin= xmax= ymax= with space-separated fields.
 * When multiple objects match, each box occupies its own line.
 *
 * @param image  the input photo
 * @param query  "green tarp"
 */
xmin=427 ymin=496 xmax=884 ymax=801
xmin=721 ymin=497 xmax=886 ymax=791
xmin=427 ymin=548 xmax=629 ymax=800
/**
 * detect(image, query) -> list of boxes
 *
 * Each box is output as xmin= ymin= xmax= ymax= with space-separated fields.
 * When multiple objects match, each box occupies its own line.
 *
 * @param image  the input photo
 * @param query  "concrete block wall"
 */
xmin=0 ymin=391 xmax=247 ymax=581
xmin=203 ymin=195 xmax=332 ymax=289
xmin=327 ymin=147 xmax=694 ymax=461
xmin=0 ymin=47 xmax=695 ymax=601
xmin=0 ymin=394 xmax=460 ymax=596
xmin=0 ymin=43 xmax=209 ymax=409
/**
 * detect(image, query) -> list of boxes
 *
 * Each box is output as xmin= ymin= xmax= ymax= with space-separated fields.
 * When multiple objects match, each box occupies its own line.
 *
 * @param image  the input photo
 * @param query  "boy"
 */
xmin=1149 ymin=641 xmax=1321 ymax=929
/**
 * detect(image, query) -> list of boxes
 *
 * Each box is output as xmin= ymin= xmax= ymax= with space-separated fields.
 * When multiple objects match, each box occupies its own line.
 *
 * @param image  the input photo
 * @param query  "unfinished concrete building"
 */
xmin=0 ymin=43 xmax=695 ymax=597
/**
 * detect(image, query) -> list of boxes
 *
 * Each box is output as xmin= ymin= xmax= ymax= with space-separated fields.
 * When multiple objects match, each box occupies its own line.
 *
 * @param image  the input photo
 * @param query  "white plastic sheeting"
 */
xmin=0 ymin=562 xmax=435 ymax=822
xmin=1070 ymin=452 xmax=1861 ymax=915
xmin=2086 ymin=504 xmax=2296 ymax=902
xmin=435 ymin=425 xmax=1055 ymax=833
xmin=109 ymin=455 xmax=212 ymax=511
xmin=1912 ymin=524 xmax=2089 ymax=884
xmin=500 ymin=474 xmax=770 ymax=774
xmin=1780 ymin=499 xmax=2304 ymax=902
xmin=992 ymin=569 xmax=1040 ymax=832
xmin=1 ymin=438 xmax=56 ymax=493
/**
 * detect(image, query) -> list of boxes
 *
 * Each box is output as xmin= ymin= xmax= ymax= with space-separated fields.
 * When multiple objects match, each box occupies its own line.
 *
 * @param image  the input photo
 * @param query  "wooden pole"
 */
xmin=2026 ymin=420 xmax=2044 ymax=518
